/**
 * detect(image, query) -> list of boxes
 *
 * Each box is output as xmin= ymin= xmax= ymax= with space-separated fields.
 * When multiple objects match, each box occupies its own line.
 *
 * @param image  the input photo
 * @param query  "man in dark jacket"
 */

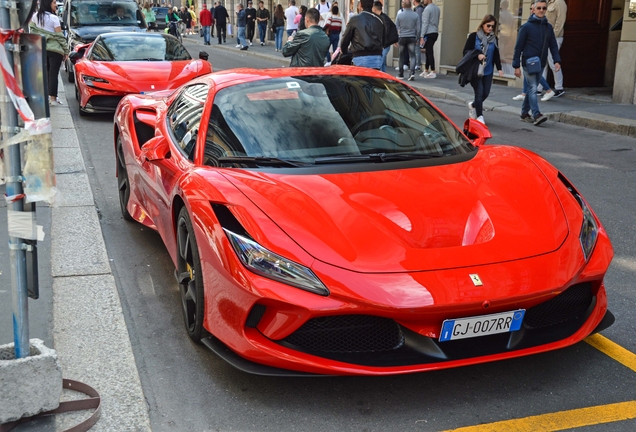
xmin=372 ymin=1 xmax=398 ymax=73
xmin=282 ymin=8 xmax=330 ymax=67
xmin=339 ymin=0 xmax=385 ymax=69
xmin=512 ymin=0 xmax=561 ymax=126
xmin=214 ymin=1 xmax=229 ymax=44
xmin=245 ymin=1 xmax=257 ymax=46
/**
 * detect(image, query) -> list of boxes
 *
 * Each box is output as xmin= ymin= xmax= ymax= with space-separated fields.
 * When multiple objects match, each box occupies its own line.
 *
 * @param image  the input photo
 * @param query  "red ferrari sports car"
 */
xmin=114 ymin=67 xmax=614 ymax=376
xmin=70 ymin=32 xmax=211 ymax=116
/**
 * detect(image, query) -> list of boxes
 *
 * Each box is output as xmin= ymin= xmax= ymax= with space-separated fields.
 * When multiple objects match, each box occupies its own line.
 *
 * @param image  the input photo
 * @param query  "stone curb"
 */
xmin=48 ymin=79 xmax=151 ymax=431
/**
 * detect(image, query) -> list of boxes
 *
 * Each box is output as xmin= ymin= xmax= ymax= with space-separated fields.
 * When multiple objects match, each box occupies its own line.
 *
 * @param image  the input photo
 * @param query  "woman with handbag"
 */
xmin=463 ymin=14 xmax=504 ymax=125
xmin=30 ymin=0 xmax=69 ymax=105
xmin=272 ymin=5 xmax=286 ymax=52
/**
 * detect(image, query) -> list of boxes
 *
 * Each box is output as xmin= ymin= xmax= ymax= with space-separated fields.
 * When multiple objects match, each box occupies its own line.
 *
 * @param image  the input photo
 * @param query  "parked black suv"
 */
xmin=62 ymin=0 xmax=146 ymax=83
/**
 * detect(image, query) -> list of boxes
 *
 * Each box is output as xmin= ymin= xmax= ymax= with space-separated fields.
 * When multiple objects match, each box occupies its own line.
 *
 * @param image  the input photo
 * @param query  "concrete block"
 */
xmin=52 ymin=128 xmax=80 ymax=148
xmin=0 ymin=339 xmax=62 ymax=423
xmin=53 ymin=147 xmax=85 ymax=174
xmin=55 ymin=173 xmax=95 ymax=207
xmin=50 ymin=206 xmax=111 ymax=277
xmin=555 ymin=111 xmax=636 ymax=137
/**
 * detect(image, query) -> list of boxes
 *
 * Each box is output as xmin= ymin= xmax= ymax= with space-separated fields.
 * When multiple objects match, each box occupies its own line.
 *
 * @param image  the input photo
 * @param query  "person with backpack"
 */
xmin=372 ymin=1 xmax=398 ymax=73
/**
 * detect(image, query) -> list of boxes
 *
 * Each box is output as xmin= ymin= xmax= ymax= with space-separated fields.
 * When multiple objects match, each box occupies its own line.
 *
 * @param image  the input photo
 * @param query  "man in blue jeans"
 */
xmin=236 ymin=3 xmax=248 ymax=49
xmin=512 ymin=0 xmax=560 ymax=126
xmin=339 ymin=0 xmax=385 ymax=69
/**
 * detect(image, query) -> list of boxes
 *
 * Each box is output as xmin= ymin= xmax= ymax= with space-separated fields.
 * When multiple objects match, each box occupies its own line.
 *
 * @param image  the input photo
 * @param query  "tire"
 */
xmin=67 ymin=62 xmax=74 ymax=83
xmin=74 ymin=84 xmax=79 ymax=101
xmin=176 ymin=207 xmax=207 ymax=343
xmin=116 ymin=137 xmax=134 ymax=221
xmin=78 ymin=105 xmax=88 ymax=117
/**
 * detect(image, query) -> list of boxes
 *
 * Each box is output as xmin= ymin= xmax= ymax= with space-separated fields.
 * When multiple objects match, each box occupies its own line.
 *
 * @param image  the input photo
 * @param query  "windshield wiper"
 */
xmin=313 ymin=153 xmax=445 ymax=164
xmin=217 ymin=156 xmax=308 ymax=167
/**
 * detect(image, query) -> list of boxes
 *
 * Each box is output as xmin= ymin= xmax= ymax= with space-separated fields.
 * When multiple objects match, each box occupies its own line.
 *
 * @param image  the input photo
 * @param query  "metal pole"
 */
xmin=1 ymin=2 xmax=30 ymax=358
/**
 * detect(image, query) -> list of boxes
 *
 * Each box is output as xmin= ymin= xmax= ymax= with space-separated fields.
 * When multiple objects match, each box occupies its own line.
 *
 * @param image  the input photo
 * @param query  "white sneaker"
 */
xmin=235 ymin=44 xmax=241 ymax=48
xmin=403 ymin=65 xmax=409 ymax=70
xmin=395 ymin=66 xmax=400 ymax=71
xmin=541 ymin=90 xmax=555 ymax=101
xmin=324 ymin=61 xmax=331 ymax=67
xmin=476 ymin=115 xmax=485 ymax=125
xmin=423 ymin=72 xmax=436 ymax=78
xmin=249 ymin=41 xmax=253 ymax=46
xmin=512 ymin=94 xmax=525 ymax=101
xmin=468 ymin=101 xmax=476 ymax=119
xmin=419 ymin=70 xmax=429 ymax=77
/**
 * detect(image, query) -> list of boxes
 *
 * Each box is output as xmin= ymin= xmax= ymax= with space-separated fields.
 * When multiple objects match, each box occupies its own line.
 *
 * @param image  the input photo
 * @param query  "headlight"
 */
xmin=83 ymin=75 xmax=109 ymax=87
xmin=579 ymin=197 xmax=598 ymax=261
xmin=224 ymin=229 xmax=329 ymax=296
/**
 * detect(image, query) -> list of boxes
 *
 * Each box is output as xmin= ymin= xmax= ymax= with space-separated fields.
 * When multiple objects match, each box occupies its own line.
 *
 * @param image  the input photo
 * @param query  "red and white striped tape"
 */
xmin=0 ymin=30 xmax=37 ymax=127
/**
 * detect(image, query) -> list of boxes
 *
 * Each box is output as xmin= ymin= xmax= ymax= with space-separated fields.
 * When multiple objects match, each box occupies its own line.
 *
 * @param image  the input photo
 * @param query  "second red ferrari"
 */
xmin=70 ymin=32 xmax=211 ymax=116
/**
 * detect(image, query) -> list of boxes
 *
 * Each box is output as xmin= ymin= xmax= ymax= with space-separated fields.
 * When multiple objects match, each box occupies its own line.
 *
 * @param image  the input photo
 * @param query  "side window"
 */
xmin=167 ymin=84 xmax=208 ymax=162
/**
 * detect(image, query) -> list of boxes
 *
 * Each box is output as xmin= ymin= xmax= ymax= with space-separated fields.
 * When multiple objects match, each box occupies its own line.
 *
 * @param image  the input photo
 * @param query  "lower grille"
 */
xmin=88 ymin=96 xmax=123 ymax=109
xmin=283 ymin=315 xmax=404 ymax=353
xmin=524 ymin=283 xmax=593 ymax=329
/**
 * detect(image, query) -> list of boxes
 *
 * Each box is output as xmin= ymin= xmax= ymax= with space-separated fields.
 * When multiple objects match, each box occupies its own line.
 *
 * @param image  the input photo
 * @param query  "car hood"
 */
xmin=84 ymin=60 xmax=204 ymax=92
xmin=221 ymin=146 xmax=569 ymax=273
xmin=70 ymin=26 xmax=146 ymax=42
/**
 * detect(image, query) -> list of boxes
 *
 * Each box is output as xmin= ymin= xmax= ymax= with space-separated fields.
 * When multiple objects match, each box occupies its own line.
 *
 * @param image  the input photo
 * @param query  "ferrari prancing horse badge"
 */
xmin=469 ymin=274 xmax=483 ymax=286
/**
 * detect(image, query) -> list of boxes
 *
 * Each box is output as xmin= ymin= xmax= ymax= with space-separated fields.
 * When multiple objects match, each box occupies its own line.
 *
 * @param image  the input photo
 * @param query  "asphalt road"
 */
xmin=61 ymin=38 xmax=636 ymax=431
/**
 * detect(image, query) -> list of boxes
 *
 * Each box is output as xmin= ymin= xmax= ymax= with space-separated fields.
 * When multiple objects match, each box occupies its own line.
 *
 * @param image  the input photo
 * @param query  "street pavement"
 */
xmin=2 ymin=36 xmax=636 ymax=430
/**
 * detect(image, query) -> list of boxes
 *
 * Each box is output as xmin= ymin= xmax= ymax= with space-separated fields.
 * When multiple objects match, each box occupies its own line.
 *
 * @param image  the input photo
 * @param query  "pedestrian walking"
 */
xmin=323 ymin=4 xmax=343 ymax=64
xmin=179 ymin=6 xmax=192 ymax=36
xmin=413 ymin=0 xmax=425 ymax=71
xmin=285 ymin=0 xmax=299 ymax=36
xmin=282 ymin=8 xmax=330 ymax=67
xmin=295 ymin=5 xmax=307 ymax=31
xmin=29 ymin=0 xmax=69 ymax=105
xmin=199 ymin=3 xmax=213 ymax=45
xmin=256 ymin=1 xmax=270 ymax=46
xmin=272 ymin=4 xmax=286 ymax=51
xmin=214 ymin=1 xmax=229 ymax=44
xmin=372 ymin=1 xmax=398 ymax=73
xmin=543 ymin=0 xmax=567 ymax=98
xmin=339 ymin=0 xmax=385 ymax=69
xmin=236 ymin=3 xmax=248 ymax=49
xmin=211 ymin=2 xmax=217 ymax=38
xmin=142 ymin=2 xmax=156 ymax=30
xmin=245 ymin=0 xmax=257 ymax=46
xmin=464 ymin=14 xmax=504 ymax=125
xmin=395 ymin=0 xmax=419 ymax=81
xmin=419 ymin=0 xmax=439 ymax=78
xmin=189 ymin=6 xmax=198 ymax=35
xmin=512 ymin=0 xmax=561 ymax=126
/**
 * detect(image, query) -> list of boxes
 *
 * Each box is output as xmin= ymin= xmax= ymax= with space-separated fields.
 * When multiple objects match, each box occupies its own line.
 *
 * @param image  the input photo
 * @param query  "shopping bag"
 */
xmin=227 ymin=23 xmax=233 ymax=36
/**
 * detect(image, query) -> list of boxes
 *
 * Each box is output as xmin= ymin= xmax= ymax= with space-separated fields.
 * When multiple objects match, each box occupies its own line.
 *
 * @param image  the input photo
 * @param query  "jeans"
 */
xmin=352 ymin=55 xmax=382 ymax=69
xmin=423 ymin=32 xmax=438 ymax=71
xmin=216 ymin=23 xmax=226 ymax=43
xmin=398 ymin=37 xmax=416 ymax=76
xmin=415 ymin=41 xmax=421 ymax=68
xmin=287 ymin=28 xmax=296 ymax=37
xmin=470 ymin=74 xmax=494 ymax=117
xmin=522 ymin=69 xmax=541 ymax=118
xmin=238 ymin=26 xmax=247 ymax=47
xmin=247 ymin=21 xmax=255 ymax=42
xmin=202 ymin=25 xmax=210 ymax=44
xmin=275 ymin=26 xmax=284 ymax=50
xmin=380 ymin=45 xmax=391 ymax=72
xmin=543 ymin=36 xmax=564 ymax=90
xmin=258 ymin=22 xmax=267 ymax=43
xmin=523 ymin=74 xmax=550 ymax=94
xmin=327 ymin=32 xmax=340 ymax=62
xmin=46 ymin=51 xmax=63 ymax=98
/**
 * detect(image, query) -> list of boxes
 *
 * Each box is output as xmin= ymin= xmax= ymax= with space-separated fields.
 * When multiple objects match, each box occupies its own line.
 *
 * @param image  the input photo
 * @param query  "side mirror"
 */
xmin=69 ymin=51 xmax=81 ymax=64
xmin=199 ymin=50 xmax=209 ymax=61
xmin=463 ymin=118 xmax=492 ymax=147
xmin=142 ymin=137 xmax=170 ymax=161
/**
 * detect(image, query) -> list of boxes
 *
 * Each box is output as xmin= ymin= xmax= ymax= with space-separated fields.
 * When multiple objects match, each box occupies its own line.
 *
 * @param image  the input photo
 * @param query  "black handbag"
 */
xmin=332 ymin=52 xmax=352 ymax=65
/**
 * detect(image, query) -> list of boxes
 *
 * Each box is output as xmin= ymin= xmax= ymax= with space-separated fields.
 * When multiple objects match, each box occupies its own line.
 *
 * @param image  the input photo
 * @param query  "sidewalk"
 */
xmin=192 ymin=36 xmax=636 ymax=138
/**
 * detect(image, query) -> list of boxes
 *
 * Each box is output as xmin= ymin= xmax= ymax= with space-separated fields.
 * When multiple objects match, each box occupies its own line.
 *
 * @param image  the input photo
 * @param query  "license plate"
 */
xmin=439 ymin=309 xmax=525 ymax=342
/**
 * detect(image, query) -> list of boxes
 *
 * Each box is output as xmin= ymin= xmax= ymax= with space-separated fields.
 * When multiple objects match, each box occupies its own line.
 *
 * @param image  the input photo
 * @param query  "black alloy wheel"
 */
xmin=116 ymin=137 xmax=133 ymax=221
xmin=176 ymin=207 xmax=207 ymax=343
xmin=74 ymin=83 xmax=79 ymax=101
xmin=67 ymin=62 xmax=74 ymax=83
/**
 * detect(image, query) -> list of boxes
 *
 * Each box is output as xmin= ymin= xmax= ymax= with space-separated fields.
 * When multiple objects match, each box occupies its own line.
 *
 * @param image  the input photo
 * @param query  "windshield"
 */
xmin=70 ymin=2 xmax=145 ymax=27
xmin=205 ymin=76 xmax=474 ymax=166
xmin=89 ymin=35 xmax=191 ymax=61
